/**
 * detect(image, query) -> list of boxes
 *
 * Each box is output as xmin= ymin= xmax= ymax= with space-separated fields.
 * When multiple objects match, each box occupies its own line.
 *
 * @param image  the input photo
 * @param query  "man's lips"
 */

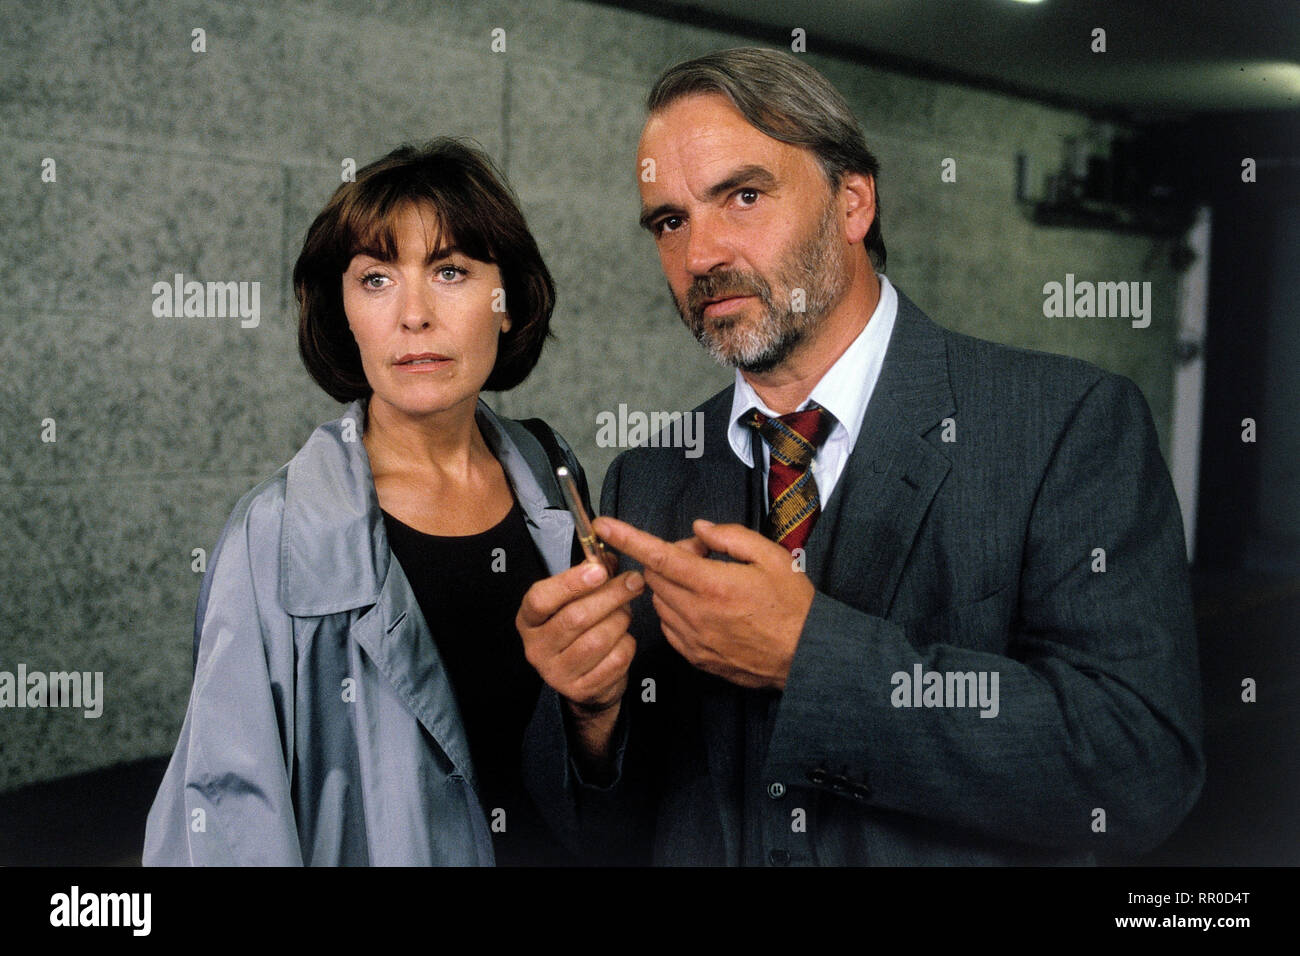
xmin=394 ymin=352 xmax=451 ymax=371
xmin=700 ymin=295 xmax=754 ymax=318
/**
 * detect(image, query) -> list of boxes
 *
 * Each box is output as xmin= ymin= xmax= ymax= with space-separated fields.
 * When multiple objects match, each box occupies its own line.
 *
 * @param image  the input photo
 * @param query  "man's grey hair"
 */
xmin=647 ymin=47 xmax=886 ymax=271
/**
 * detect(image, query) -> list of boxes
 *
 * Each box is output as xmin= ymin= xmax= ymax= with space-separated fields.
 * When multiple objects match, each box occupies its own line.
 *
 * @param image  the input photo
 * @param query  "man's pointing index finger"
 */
xmin=593 ymin=515 xmax=702 ymax=585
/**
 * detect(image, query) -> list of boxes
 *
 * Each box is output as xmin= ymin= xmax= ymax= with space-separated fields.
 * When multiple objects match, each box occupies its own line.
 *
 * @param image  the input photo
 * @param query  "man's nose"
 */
xmin=684 ymin=217 xmax=731 ymax=275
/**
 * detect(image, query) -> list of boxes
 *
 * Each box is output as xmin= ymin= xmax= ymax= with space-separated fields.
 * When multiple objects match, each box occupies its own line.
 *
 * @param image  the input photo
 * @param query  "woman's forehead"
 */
xmin=349 ymin=200 xmax=453 ymax=259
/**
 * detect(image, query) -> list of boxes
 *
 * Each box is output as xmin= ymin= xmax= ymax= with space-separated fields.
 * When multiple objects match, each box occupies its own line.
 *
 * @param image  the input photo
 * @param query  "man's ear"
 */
xmin=839 ymin=172 xmax=876 ymax=245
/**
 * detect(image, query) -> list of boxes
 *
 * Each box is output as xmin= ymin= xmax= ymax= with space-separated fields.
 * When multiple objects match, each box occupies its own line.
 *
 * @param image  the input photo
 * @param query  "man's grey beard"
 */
xmin=674 ymin=198 xmax=850 ymax=374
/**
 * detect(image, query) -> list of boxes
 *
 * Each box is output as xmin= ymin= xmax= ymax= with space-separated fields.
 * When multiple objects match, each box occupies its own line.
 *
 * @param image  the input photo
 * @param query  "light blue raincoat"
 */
xmin=143 ymin=399 xmax=583 ymax=865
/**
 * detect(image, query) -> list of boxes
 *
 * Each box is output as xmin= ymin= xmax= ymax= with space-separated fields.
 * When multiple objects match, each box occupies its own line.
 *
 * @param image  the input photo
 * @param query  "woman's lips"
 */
xmin=394 ymin=353 xmax=451 ymax=372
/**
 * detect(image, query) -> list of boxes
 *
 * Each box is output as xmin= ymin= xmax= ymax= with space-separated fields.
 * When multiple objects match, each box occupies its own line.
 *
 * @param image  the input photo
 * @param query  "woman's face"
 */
xmin=341 ymin=202 xmax=509 ymax=424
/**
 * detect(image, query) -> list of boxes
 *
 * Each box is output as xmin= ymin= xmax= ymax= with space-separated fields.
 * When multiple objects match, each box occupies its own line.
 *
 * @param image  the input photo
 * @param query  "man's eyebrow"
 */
xmin=704 ymin=164 xmax=778 ymax=201
xmin=638 ymin=164 xmax=780 ymax=232
xmin=639 ymin=201 xmax=682 ymax=232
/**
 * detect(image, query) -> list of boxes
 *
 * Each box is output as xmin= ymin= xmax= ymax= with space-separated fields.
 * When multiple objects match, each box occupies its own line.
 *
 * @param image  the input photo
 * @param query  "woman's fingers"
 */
xmin=518 ymin=566 xmax=643 ymax=707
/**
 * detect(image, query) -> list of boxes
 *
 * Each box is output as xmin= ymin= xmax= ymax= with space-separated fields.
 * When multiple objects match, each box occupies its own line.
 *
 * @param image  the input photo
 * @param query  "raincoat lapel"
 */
xmin=346 ymin=555 xmax=480 ymax=792
xmin=477 ymin=403 xmax=576 ymax=577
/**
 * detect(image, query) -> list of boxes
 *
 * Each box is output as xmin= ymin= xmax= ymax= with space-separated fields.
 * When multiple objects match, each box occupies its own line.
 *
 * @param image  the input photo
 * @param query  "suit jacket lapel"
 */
xmin=811 ymin=287 xmax=956 ymax=618
xmin=674 ymin=392 xmax=755 ymax=534
xmin=674 ymin=389 xmax=756 ymax=864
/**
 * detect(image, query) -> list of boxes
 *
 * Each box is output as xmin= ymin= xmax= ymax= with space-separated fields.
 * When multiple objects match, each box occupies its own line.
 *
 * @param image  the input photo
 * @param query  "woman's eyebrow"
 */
xmin=348 ymin=241 xmax=393 ymax=262
xmin=424 ymin=244 xmax=462 ymax=263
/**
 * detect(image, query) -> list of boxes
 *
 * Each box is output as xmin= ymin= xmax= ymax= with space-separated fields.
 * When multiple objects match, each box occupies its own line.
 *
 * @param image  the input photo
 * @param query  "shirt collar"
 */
xmin=727 ymin=273 xmax=898 ymax=467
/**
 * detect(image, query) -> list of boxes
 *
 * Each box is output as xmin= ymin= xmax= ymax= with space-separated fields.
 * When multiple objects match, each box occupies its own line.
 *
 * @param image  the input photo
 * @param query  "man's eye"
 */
xmin=656 ymin=216 xmax=684 ymax=236
xmin=736 ymin=188 xmax=759 ymax=206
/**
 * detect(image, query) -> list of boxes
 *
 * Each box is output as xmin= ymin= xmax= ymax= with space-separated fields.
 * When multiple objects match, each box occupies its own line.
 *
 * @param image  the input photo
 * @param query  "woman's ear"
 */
xmin=501 ymin=316 xmax=512 ymax=333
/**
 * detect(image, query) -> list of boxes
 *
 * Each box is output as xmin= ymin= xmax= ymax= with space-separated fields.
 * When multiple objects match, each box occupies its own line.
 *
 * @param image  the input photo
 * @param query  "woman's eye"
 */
xmin=436 ymin=265 xmax=467 ymax=282
xmin=360 ymin=272 xmax=389 ymax=290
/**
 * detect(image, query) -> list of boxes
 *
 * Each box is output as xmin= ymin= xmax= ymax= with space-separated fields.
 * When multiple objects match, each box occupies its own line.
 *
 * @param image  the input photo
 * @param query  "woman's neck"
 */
xmin=361 ymin=395 xmax=514 ymax=536
xmin=362 ymin=395 xmax=488 ymax=482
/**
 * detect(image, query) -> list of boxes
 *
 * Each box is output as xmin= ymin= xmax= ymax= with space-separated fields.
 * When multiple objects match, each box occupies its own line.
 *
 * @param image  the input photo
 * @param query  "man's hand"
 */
xmin=593 ymin=516 xmax=815 ymax=690
xmin=517 ymin=560 xmax=644 ymax=768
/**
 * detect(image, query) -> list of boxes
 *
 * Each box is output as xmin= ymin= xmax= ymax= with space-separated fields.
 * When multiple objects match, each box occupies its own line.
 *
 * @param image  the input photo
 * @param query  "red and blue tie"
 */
xmin=744 ymin=403 xmax=834 ymax=553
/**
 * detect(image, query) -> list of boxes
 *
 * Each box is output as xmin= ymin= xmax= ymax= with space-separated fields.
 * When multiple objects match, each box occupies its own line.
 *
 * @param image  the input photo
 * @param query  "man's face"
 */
xmin=637 ymin=93 xmax=853 ymax=373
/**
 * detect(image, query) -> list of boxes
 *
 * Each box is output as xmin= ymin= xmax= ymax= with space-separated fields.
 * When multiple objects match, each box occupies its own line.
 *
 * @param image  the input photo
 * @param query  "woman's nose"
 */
xmin=399 ymin=284 xmax=436 ymax=330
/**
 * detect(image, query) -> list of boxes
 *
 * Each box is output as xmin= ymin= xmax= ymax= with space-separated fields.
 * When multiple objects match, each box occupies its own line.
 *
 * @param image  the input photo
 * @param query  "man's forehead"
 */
xmin=640 ymin=94 xmax=767 ymax=156
xmin=637 ymin=94 xmax=811 ymax=191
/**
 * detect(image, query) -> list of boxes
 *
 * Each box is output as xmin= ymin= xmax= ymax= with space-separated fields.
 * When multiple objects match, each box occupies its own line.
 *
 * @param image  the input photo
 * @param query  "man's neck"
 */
xmin=743 ymin=266 xmax=881 ymax=415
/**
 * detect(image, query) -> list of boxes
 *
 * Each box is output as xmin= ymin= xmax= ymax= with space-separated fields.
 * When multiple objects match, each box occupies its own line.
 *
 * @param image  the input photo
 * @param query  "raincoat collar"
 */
xmin=279 ymin=398 xmax=576 ymax=617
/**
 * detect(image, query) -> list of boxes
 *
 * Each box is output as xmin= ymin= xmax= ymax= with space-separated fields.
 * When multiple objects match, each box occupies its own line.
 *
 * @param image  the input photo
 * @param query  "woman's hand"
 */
xmin=517 ymin=562 xmax=644 ymax=767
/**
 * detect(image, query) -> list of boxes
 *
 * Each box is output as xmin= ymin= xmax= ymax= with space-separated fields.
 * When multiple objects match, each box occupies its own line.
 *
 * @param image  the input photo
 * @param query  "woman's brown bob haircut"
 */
xmin=294 ymin=139 xmax=555 ymax=401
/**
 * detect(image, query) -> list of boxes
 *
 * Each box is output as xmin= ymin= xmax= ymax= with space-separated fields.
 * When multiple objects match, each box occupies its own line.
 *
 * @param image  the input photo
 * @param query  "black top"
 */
xmin=381 ymin=498 xmax=575 ymax=866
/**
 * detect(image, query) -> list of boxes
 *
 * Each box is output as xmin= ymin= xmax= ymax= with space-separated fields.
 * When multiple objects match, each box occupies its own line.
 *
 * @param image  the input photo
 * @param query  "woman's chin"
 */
xmin=368 ymin=387 xmax=481 ymax=423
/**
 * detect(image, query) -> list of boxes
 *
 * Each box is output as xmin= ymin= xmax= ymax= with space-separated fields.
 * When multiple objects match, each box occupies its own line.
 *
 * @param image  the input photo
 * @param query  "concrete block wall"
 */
xmin=0 ymin=0 xmax=1182 ymax=790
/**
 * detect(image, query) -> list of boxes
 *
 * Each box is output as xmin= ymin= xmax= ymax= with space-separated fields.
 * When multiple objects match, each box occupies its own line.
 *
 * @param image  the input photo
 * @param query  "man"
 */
xmin=518 ymin=47 xmax=1204 ymax=865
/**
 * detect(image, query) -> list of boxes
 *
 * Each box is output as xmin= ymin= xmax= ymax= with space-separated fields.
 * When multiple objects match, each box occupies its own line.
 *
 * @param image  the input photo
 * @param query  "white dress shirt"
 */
xmin=726 ymin=273 xmax=898 ymax=508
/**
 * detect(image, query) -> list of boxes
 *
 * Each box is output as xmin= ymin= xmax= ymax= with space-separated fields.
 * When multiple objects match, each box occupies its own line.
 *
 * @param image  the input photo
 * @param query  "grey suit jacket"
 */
xmin=529 ymin=286 xmax=1204 ymax=866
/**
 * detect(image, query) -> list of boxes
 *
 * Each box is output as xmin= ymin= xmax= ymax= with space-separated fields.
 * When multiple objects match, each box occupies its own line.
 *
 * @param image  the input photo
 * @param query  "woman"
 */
xmin=144 ymin=140 xmax=594 ymax=865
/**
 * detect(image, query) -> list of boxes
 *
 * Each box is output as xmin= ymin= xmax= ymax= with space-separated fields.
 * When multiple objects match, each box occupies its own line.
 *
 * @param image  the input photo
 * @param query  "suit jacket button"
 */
xmin=807 ymin=768 xmax=829 ymax=785
xmin=768 ymin=848 xmax=790 ymax=866
xmin=767 ymin=782 xmax=786 ymax=799
xmin=850 ymin=783 xmax=872 ymax=801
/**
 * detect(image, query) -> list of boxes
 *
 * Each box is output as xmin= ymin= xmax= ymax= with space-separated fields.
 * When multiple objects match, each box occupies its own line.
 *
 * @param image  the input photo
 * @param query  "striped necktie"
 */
xmin=744 ymin=403 xmax=835 ymax=553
